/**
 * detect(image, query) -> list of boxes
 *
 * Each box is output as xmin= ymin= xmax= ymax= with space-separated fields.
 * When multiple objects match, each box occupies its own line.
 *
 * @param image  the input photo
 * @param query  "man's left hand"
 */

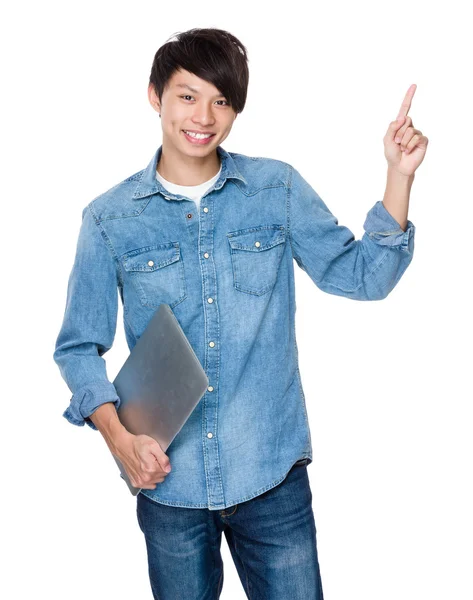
xmin=384 ymin=84 xmax=429 ymax=176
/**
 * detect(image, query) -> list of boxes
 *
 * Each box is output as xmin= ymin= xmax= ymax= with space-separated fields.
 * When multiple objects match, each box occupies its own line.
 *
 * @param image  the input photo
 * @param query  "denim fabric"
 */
xmin=53 ymin=144 xmax=415 ymax=510
xmin=136 ymin=460 xmax=324 ymax=599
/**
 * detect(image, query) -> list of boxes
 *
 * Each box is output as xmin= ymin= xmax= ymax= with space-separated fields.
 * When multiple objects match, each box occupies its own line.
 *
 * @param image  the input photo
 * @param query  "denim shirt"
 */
xmin=53 ymin=144 xmax=415 ymax=510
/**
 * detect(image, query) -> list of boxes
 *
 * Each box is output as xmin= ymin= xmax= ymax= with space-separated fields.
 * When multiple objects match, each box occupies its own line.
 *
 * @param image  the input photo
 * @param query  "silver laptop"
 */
xmin=112 ymin=303 xmax=209 ymax=495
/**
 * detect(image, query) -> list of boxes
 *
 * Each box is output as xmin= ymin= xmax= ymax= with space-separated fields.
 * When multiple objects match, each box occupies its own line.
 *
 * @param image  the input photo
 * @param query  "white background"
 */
xmin=2 ymin=1 xmax=472 ymax=598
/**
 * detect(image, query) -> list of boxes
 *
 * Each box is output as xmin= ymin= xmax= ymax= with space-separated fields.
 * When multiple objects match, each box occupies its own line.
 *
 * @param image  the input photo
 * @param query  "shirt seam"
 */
xmin=87 ymin=201 xmax=125 ymax=287
xmin=285 ymin=163 xmax=297 ymax=262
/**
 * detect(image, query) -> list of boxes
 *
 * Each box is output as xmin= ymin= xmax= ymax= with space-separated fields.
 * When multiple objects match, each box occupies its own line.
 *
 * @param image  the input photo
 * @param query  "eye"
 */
xmin=179 ymin=95 xmax=229 ymax=106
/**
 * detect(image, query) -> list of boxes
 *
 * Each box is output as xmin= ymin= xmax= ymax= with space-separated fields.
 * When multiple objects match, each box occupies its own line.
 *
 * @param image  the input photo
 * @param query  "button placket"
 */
xmin=199 ymin=197 xmax=224 ymax=508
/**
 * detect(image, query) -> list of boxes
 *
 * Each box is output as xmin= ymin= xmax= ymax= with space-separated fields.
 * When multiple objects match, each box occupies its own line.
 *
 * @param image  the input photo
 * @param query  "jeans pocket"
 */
xmin=227 ymin=224 xmax=286 ymax=296
xmin=121 ymin=241 xmax=187 ymax=308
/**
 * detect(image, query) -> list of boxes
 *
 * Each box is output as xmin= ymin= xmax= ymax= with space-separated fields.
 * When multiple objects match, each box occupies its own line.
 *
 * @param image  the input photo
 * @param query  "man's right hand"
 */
xmin=88 ymin=402 xmax=172 ymax=490
xmin=113 ymin=432 xmax=172 ymax=490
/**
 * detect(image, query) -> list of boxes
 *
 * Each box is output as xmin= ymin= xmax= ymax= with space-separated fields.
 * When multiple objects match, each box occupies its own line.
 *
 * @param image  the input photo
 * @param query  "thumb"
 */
xmin=149 ymin=442 xmax=172 ymax=472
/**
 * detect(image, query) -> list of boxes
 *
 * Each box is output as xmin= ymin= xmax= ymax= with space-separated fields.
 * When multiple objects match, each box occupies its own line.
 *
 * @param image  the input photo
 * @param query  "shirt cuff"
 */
xmin=63 ymin=381 xmax=121 ymax=431
xmin=363 ymin=200 xmax=415 ymax=253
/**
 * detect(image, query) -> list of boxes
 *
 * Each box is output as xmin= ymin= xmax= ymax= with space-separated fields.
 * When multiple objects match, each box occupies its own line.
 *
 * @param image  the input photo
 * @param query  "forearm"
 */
xmin=382 ymin=167 xmax=415 ymax=232
xmin=88 ymin=402 xmax=130 ymax=456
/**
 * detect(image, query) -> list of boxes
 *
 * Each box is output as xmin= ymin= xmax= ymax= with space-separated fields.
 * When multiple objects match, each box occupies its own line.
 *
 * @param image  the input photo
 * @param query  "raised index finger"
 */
xmin=397 ymin=84 xmax=417 ymax=118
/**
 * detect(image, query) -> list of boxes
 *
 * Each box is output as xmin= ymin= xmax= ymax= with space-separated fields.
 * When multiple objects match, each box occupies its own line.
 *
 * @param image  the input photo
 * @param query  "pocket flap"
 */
xmin=227 ymin=225 xmax=285 ymax=252
xmin=122 ymin=242 xmax=180 ymax=272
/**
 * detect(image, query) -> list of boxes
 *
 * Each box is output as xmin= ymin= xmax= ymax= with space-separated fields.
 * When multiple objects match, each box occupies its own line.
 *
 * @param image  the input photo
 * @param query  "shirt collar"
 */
xmin=132 ymin=144 xmax=247 ymax=201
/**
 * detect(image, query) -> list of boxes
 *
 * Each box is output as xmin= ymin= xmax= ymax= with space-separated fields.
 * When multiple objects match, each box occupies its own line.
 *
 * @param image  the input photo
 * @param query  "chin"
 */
xmin=181 ymin=139 xmax=218 ymax=152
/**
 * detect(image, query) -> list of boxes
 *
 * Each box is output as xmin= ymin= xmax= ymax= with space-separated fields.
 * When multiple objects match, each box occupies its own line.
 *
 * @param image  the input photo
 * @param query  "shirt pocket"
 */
xmin=226 ymin=224 xmax=286 ymax=296
xmin=121 ymin=241 xmax=187 ymax=309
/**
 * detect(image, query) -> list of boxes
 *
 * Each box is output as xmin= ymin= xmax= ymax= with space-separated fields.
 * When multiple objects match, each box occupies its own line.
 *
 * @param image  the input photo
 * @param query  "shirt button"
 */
xmin=187 ymin=213 xmax=193 ymax=219
xmin=148 ymin=260 xmax=154 ymax=266
xmin=207 ymin=385 xmax=214 ymax=392
xmin=204 ymin=252 xmax=209 ymax=258
xmin=207 ymin=432 xmax=213 ymax=438
xmin=255 ymin=241 xmax=261 ymax=248
xmin=209 ymin=341 xmax=215 ymax=348
xmin=207 ymin=297 xmax=213 ymax=303
xmin=203 ymin=207 xmax=209 ymax=213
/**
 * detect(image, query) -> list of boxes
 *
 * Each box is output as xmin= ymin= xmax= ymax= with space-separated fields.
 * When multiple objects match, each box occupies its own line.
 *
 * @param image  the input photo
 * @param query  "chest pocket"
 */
xmin=121 ymin=242 xmax=187 ymax=309
xmin=227 ymin=225 xmax=286 ymax=296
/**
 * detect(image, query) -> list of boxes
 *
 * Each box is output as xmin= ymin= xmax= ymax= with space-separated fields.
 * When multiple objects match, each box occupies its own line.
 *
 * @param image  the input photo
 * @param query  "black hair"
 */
xmin=149 ymin=27 xmax=249 ymax=114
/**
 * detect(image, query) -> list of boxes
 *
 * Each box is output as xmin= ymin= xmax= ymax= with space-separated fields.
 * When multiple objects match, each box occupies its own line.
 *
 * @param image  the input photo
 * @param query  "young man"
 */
xmin=53 ymin=27 xmax=427 ymax=600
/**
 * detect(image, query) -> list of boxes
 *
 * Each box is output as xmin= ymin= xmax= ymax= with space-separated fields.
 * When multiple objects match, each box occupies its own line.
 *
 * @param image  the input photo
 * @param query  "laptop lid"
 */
xmin=111 ymin=303 xmax=208 ymax=495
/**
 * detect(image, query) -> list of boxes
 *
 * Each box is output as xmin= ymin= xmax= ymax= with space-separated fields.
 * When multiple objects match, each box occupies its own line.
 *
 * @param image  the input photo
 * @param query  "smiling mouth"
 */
xmin=182 ymin=130 xmax=217 ymax=145
xmin=182 ymin=130 xmax=216 ymax=139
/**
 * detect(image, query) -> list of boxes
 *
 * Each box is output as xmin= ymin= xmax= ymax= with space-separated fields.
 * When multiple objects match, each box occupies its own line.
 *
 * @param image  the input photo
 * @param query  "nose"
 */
xmin=192 ymin=104 xmax=216 ymax=126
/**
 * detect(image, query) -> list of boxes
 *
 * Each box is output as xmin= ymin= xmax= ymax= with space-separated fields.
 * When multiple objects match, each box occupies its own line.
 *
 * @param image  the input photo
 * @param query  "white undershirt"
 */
xmin=156 ymin=164 xmax=222 ymax=210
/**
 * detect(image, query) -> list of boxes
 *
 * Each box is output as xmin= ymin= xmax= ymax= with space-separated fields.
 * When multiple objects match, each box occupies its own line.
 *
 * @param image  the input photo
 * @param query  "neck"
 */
xmin=157 ymin=141 xmax=221 ymax=185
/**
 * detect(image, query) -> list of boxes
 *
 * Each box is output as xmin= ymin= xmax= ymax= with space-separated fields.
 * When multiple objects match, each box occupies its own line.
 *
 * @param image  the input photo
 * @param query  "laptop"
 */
xmin=111 ymin=303 xmax=209 ymax=496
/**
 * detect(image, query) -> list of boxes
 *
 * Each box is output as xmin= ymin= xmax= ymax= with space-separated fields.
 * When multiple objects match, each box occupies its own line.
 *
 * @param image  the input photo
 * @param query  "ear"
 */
xmin=148 ymin=83 xmax=161 ymax=114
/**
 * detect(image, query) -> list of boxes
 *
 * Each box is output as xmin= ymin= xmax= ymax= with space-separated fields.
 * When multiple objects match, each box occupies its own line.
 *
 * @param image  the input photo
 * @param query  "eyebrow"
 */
xmin=175 ymin=83 xmax=225 ymax=98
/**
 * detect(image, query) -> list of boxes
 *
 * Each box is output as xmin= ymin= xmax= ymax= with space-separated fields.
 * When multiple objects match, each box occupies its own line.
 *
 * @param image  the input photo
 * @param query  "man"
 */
xmin=53 ymin=27 xmax=427 ymax=600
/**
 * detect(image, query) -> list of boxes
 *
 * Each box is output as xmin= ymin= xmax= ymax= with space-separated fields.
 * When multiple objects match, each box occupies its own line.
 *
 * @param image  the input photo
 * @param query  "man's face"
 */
xmin=148 ymin=68 xmax=238 ymax=158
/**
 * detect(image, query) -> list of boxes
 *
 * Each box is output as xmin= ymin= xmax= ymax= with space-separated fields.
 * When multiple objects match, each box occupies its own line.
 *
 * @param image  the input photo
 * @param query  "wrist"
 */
xmin=105 ymin=421 xmax=134 ymax=458
xmin=387 ymin=165 xmax=415 ymax=183
xmin=89 ymin=402 xmax=131 ymax=455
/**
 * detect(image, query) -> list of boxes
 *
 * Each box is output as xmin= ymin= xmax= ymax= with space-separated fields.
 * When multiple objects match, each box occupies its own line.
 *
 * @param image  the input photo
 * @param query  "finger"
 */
xmin=147 ymin=455 xmax=171 ymax=473
xmin=399 ymin=126 xmax=415 ymax=150
xmin=157 ymin=456 xmax=172 ymax=473
xmin=404 ymin=133 xmax=423 ymax=154
xmin=386 ymin=115 xmax=406 ymax=141
xmin=148 ymin=443 xmax=172 ymax=471
xmin=144 ymin=453 xmax=170 ymax=476
xmin=401 ymin=128 xmax=421 ymax=151
xmin=397 ymin=84 xmax=417 ymax=119
xmin=394 ymin=116 xmax=413 ymax=143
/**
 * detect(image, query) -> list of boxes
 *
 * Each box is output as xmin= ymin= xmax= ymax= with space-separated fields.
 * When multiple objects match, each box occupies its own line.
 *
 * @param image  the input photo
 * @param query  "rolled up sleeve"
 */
xmin=53 ymin=203 xmax=121 ymax=430
xmin=363 ymin=198 xmax=414 ymax=252
xmin=288 ymin=165 xmax=416 ymax=301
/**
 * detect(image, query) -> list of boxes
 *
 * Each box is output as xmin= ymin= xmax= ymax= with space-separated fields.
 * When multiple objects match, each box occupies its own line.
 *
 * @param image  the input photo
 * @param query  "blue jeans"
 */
xmin=136 ymin=459 xmax=324 ymax=599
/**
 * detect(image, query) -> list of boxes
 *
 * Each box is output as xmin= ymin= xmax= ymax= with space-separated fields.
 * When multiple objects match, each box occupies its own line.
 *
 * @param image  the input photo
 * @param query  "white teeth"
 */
xmin=184 ymin=130 xmax=213 ymax=139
